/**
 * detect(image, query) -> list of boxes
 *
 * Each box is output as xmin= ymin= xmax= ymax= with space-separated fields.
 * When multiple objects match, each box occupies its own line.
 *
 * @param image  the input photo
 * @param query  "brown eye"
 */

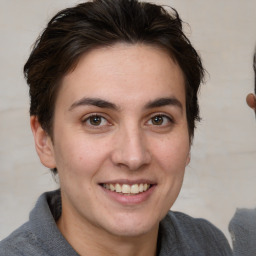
xmin=82 ymin=114 xmax=112 ymax=133
xmin=147 ymin=114 xmax=173 ymax=126
xmin=89 ymin=115 xmax=103 ymax=126
xmin=151 ymin=115 xmax=164 ymax=125
xmin=83 ymin=115 xmax=108 ymax=127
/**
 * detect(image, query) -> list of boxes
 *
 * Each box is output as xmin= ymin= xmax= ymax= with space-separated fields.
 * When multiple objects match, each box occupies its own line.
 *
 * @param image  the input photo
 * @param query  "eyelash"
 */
xmin=82 ymin=114 xmax=110 ymax=128
xmin=146 ymin=113 xmax=174 ymax=127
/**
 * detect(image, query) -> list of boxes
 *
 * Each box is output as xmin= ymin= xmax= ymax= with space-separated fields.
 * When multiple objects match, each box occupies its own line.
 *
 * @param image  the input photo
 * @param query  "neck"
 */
xmin=57 ymin=213 xmax=159 ymax=256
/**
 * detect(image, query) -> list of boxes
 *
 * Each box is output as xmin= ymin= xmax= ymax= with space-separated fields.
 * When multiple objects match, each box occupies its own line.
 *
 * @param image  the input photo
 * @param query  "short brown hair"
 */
xmin=24 ymin=0 xmax=204 ymax=140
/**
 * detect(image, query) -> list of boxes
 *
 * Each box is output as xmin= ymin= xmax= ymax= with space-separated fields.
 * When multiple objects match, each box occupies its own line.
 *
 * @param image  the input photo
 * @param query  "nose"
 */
xmin=111 ymin=125 xmax=151 ymax=171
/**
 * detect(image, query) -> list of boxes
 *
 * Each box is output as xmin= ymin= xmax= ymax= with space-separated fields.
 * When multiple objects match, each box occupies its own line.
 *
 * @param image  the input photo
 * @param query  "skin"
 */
xmin=31 ymin=43 xmax=190 ymax=256
xmin=246 ymin=93 xmax=256 ymax=110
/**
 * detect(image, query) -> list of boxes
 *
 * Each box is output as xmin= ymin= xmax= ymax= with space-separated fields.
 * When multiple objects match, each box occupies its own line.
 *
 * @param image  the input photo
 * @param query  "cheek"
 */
xmin=153 ymin=136 xmax=190 ymax=173
xmin=54 ymin=136 xmax=109 ymax=177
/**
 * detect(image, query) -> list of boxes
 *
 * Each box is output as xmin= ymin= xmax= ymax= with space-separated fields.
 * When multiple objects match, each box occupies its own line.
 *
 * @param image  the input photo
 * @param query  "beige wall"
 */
xmin=1 ymin=0 xmax=256 ymax=243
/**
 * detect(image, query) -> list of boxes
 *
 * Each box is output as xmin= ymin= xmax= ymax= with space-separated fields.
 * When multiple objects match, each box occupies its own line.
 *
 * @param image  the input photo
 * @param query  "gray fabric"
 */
xmin=229 ymin=208 xmax=256 ymax=256
xmin=158 ymin=212 xmax=232 ymax=256
xmin=0 ymin=190 xmax=78 ymax=256
xmin=0 ymin=190 xmax=232 ymax=256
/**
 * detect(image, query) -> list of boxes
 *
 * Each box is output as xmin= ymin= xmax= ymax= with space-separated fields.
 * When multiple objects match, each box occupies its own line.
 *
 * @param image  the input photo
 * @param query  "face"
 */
xmin=36 ymin=43 xmax=190 ymax=239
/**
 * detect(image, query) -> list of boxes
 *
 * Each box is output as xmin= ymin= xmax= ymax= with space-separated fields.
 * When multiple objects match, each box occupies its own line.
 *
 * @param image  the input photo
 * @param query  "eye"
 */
xmin=147 ymin=114 xmax=173 ymax=126
xmin=83 ymin=114 xmax=109 ymax=127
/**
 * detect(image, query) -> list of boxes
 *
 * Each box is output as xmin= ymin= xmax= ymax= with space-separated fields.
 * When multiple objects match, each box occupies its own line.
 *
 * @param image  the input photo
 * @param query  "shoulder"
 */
xmin=0 ymin=190 xmax=77 ymax=256
xmin=0 ymin=222 xmax=45 ymax=256
xmin=229 ymin=208 xmax=256 ymax=255
xmin=168 ymin=211 xmax=225 ymax=238
xmin=160 ymin=211 xmax=233 ymax=256
xmin=0 ymin=190 xmax=60 ymax=256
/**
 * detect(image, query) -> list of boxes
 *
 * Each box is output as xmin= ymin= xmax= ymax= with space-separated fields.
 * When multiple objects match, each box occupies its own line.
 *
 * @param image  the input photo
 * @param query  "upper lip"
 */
xmin=99 ymin=179 xmax=156 ymax=185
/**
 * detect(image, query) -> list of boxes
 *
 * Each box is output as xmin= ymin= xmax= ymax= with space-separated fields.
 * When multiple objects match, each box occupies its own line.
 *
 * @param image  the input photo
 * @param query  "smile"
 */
xmin=102 ymin=183 xmax=151 ymax=195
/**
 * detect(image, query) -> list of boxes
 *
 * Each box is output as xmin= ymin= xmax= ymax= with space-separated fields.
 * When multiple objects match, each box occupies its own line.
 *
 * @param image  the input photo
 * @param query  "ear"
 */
xmin=30 ymin=116 xmax=56 ymax=169
xmin=246 ymin=93 xmax=256 ymax=110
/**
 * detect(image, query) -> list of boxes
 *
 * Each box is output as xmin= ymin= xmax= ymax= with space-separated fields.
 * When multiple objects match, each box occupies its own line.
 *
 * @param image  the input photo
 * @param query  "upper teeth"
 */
xmin=103 ymin=183 xmax=150 ymax=194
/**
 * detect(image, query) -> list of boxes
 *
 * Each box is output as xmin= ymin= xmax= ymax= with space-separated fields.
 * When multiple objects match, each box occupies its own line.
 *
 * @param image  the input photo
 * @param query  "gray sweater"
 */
xmin=229 ymin=208 xmax=256 ymax=256
xmin=0 ymin=190 xmax=232 ymax=255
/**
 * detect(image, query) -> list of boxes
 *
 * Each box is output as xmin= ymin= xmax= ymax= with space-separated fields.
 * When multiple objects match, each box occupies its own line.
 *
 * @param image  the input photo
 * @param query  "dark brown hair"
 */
xmin=24 ymin=0 xmax=204 ymax=140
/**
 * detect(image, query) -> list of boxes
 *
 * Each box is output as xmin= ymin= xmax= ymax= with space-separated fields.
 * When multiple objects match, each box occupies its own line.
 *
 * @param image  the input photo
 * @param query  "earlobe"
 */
xmin=30 ymin=116 xmax=56 ymax=169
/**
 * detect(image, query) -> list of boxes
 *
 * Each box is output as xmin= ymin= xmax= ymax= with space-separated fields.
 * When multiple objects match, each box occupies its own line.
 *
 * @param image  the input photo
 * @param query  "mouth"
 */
xmin=100 ymin=183 xmax=152 ymax=195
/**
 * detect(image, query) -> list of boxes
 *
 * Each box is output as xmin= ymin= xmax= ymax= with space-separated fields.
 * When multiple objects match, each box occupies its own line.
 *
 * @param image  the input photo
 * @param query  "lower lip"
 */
xmin=100 ymin=185 xmax=156 ymax=205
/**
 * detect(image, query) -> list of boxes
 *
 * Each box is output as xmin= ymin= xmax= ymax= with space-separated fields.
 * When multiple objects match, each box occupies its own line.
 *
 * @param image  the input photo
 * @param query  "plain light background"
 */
xmin=1 ymin=0 xmax=256 ymax=244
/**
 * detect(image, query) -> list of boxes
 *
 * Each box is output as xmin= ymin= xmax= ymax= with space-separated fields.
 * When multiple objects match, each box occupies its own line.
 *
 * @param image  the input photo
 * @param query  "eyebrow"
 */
xmin=69 ymin=96 xmax=183 ymax=112
xmin=69 ymin=97 xmax=119 ymax=111
xmin=144 ymin=97 xmax=183 ymax=111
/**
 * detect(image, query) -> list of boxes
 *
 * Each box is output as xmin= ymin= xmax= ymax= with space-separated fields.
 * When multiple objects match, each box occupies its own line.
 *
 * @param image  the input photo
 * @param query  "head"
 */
xmin=25 ymin=0 xmax=204 ymax=246
xmin=246 ymin=50 xmax=256 ymax=111
xmin=25 ymin=0 xmax=204 ymax=145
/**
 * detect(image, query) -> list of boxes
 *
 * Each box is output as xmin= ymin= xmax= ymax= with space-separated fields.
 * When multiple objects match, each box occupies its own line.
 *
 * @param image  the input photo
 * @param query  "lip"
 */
xmin=99 ymin=179 xmax=157 ymax=205
xmin=99 ymin=178 xmax=156 ymax=185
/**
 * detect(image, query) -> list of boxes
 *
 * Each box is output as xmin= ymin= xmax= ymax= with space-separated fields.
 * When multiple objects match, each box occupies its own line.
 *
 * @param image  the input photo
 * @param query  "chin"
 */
xmin=101 ymin=216 xmax=159 ymax=238
xmin=108 ymin=226 xmax=154 ymax=238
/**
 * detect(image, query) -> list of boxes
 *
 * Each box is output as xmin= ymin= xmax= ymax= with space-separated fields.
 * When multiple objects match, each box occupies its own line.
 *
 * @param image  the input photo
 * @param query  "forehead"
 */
xmin=57 ymin=43 xmax=186 ymax=108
